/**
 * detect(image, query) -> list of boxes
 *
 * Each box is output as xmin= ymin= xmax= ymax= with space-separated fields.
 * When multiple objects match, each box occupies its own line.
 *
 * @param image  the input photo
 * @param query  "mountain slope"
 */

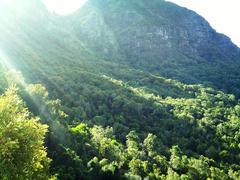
xmin=70 ymin=0 xmax=240 ymax=96
xmin=0 ymin=0 xmax=240 ymax=179
xmin=1 ymin=0 xmax=240 ymax=97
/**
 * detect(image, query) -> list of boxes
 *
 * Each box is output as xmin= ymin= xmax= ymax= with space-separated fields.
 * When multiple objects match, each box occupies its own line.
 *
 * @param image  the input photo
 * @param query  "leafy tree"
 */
xmin=143 ymin=133 xmax=158 ymax=157
xmin=170 ymin=146 xmax=188 ymax=174
xmin=0 ymin=86 xmax=51 ymax=179
xmin=126 ymin=131 xmax=141 ymax=159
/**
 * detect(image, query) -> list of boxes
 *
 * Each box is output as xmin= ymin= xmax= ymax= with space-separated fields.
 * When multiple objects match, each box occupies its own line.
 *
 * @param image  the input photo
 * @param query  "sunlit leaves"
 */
xmin=0 ymin=86 xmax=50 ymax=179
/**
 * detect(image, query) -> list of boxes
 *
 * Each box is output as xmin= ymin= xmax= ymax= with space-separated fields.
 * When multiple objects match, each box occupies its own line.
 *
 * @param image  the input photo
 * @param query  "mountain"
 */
xmin=70 ymin=0 xmax=240 ymax=95
xmin=0 ymin=0 xmax=240 ymax=179
xmin=73 ymin=0 xmax=240 ymax=62
xmin=1 ymin=0 xmax=240 ymax=96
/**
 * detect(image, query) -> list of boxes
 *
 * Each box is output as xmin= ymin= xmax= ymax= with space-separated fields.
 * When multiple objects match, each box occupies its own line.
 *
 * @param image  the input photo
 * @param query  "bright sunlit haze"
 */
xmin=43 ymin=0 xmax=88 ymax=15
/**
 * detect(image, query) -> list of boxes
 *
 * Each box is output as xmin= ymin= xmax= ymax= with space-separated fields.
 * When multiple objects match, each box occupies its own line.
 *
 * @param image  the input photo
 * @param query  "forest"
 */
xmin=0 ymin=67 xmax=240 ymax=179
xmin=0 ymin=0 xmax=240 ymax=179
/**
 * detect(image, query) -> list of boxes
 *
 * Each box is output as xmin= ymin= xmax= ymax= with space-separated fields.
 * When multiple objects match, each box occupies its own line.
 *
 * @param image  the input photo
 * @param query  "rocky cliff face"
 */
xmin=71 ymin=0 xmax=239 ymax=62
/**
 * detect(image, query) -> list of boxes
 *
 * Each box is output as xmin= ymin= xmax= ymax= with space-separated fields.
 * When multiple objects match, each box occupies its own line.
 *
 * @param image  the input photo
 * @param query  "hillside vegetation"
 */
xmin=0 ymin=0 xmax=240 ymax=179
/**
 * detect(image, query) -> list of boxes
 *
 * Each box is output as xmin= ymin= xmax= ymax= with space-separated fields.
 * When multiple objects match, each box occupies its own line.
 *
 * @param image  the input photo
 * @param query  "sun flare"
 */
xmin=43 ymin=0 xmax=88 ymax=15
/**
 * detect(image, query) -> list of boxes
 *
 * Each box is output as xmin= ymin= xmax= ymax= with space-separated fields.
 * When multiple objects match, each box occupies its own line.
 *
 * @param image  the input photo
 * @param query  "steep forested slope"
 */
xmin=70 ymin=0 xmax=240 ymax=96
xmin=0 ymin=0 xmax=240 ymax=179
xmin=1 ymin=0 xmax=240 ymax=96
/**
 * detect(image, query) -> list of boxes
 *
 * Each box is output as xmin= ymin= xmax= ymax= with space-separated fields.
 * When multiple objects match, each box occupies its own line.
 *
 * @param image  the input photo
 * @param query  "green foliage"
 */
xmin=1 ymin=67 xmax=240 ymax=179
xmin=0 ymin=0 xmax=240 ymax=179
xmin=0 ymin=86 xmax=51 ymax=179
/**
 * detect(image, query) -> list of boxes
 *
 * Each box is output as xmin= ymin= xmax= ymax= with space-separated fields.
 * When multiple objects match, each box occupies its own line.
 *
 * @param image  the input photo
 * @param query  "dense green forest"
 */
xmin=1 ymin=67 xmax=240 ymax=179
xmin=0 ymin=0 xmax=240 ymax=179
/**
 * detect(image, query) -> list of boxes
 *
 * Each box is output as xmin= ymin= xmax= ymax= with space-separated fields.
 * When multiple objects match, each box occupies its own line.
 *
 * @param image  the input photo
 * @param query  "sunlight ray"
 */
xmin=0 ymin=49 xmax=15 ymax=71
xmin=0 ymin=49 xmax=52 ymax=119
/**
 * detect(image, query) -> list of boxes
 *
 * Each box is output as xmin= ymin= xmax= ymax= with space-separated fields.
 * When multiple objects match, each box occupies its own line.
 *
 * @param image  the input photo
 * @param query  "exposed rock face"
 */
xmin=71 ymin=0 xmax=239 ymax=62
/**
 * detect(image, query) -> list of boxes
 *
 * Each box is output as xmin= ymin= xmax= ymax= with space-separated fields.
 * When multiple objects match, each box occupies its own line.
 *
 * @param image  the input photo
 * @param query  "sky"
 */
xmin=43 ymin=0 xmax=240 ymax=47
xmin=43 ymin=0 xmax=88 ymax=15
